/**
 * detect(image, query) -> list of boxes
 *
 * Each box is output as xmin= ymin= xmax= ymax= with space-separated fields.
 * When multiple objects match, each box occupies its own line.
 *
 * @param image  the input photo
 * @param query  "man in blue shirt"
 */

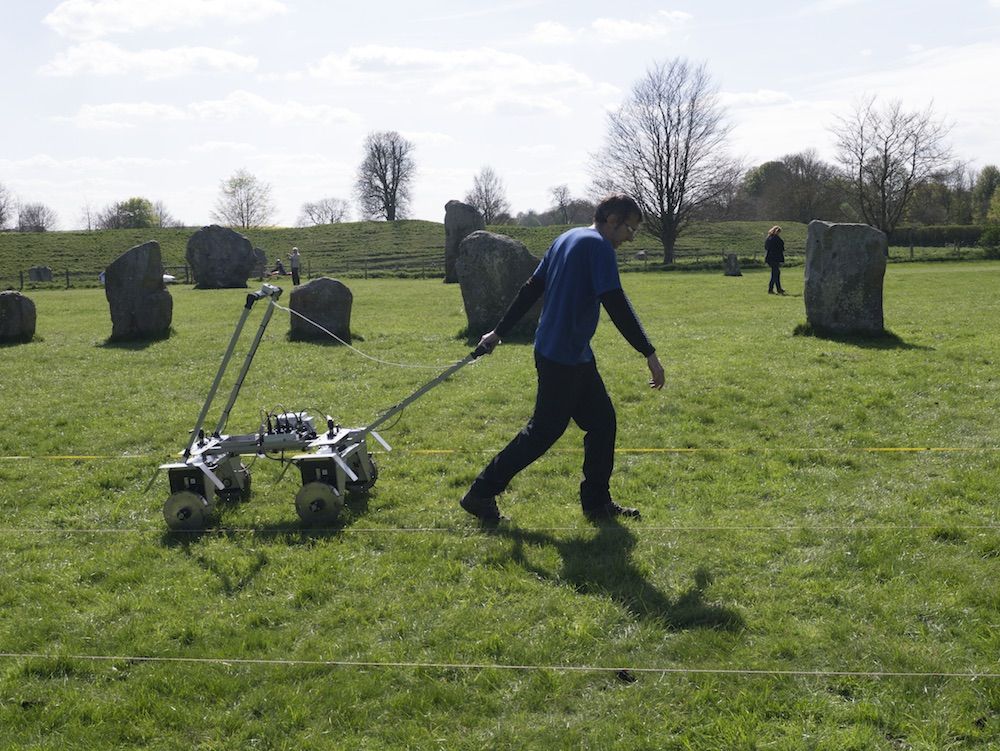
xmin=462 ymin=194 xmax=665 ymax=523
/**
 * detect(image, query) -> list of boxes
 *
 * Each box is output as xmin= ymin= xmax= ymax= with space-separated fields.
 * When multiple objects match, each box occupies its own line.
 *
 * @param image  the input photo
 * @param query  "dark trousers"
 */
xmin=471 ymin=352 xmax=616 ymax=510
xmin=291 ymin=268 xmax=301 ymax=285
xmin=768 ymin=263 xmax=782 ymax=292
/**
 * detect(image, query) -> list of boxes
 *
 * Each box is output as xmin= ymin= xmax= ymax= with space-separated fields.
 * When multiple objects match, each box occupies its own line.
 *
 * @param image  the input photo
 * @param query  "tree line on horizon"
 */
xmin=3 ymin=58 xmax=1000 ymax=263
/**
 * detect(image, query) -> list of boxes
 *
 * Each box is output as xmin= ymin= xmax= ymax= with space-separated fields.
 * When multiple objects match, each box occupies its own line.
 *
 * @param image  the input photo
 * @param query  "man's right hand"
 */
xmin=475 ymin=330 xmax=501 ymax=357
xmin=647 ymin=353 xmax=665 ymax=390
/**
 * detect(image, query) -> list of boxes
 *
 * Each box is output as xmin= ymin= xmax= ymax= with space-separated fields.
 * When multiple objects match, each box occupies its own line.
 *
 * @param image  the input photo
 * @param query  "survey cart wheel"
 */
xmin=163 ymin=491 xmax=212 ymax=531
xmin=295 ymin=482 xmax=343 ymax=526
xmin=346 ymin=456 xmax=378 ymax=496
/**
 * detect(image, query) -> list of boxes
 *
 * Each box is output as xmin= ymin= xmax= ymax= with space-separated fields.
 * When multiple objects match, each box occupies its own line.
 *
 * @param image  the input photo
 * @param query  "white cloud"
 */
xmin=61 ymin=90 xmax=361 ymax=129
xmin=44 ymin=0 xmax=289 ymax=40
xmin=309 ymin=44 xmax=616 ymax=111
xmin=719 ymin=89 xmax=795 ymax=108
xmin=188 ymin=141 xmax=257 ymax=154
xmin=528 ymin=10 xmax=692 ymax=45
xmin=39 ymin=41 xmax=258 ymax=78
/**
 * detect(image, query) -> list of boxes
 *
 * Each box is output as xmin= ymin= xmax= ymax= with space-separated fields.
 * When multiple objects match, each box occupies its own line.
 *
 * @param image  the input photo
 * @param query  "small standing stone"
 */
xmin=723 ymin=253 xmax=742 ymax=276
xmin=0 ymin=290 xmax=37 ymax=342
xmin=289 ymin=277 xmax=353 ymax=342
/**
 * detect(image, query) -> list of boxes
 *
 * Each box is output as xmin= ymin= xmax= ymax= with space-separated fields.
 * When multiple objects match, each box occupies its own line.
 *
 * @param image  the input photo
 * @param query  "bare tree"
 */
xmin=591 ymin=58 xmax=740 ymax=263
xmin=17 ymin=202 xmax=58 ymax=232
xmin=152 ymin=199 xmax=183 ymax=228
xmin=212 ymin=168 xmax=276 ymax=228
xmin=832 ymin=96 xmax=952 ymax=237
xmin=550 ymin=184 xmax=572 ymax=223
xmin=355 ymin=131 xmax=416 ymax=221
xmin=0 ymin=183 xmax=15 ymax=229
xmin=297 ymin=197 xmax=350 ymax=226
xmin=465 ymin=166 xmax=511 ymax=224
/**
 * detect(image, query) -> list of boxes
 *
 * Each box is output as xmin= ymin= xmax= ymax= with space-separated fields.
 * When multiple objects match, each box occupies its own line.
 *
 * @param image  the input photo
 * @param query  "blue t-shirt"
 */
xmin=532 ymin=227 xmax=622 ymax=365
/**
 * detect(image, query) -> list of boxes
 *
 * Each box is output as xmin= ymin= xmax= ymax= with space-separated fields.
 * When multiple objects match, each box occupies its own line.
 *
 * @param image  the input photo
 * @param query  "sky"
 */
xmin=1 ymin=0 xmax=999 ymax=230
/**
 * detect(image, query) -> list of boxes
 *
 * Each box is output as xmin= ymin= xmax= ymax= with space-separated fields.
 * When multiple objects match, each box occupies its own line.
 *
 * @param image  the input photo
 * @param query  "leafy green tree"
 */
xmin=972 ymin=165 xmax=1000 ymax=223
xmin=96 ymin=196 xmax=158 ymax=229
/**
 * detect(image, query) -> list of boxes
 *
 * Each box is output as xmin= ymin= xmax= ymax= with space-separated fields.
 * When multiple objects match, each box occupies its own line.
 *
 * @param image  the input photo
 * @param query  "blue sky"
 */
xmin=1 ymin=0 xmax=998 ymax=229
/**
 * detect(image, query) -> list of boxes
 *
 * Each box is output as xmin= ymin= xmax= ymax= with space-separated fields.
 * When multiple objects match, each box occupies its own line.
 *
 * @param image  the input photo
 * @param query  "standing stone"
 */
xmin=28 ymin=266 xmax=53 ymax=283
xmin=104 ymin=241 xmax=173 ymax=341
xmin=456 ymin=231 xmax=541 ymax=339
xmin=804 ymin=221 xmax=887 ymax=335
xmin=444 ymin=200 xmax=485 ymax=283
xmin=0 ymin=290 xmax=36 ymax=343
xmin=723 ymin=253 xmax=742 ymax=277
xmin=186 ymin=225 xmax=256 ymax=288
xmin=289 ymin=277 xmax=352 ymax=342
xmin=252 ymin=247 xmax=268 ymax=280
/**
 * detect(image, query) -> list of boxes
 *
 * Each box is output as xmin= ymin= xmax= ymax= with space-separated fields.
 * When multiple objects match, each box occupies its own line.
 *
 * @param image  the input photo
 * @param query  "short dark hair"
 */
xmin=594 ymin=193 xmax=642 ymax=224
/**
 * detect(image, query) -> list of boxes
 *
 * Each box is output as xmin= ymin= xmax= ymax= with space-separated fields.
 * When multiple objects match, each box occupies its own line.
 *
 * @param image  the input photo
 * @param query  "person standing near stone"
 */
xmin=765 ymin=225 xmax=786 ymax=295
xmin=289 ymin=247 xmax=301 ymax=285
xmin=460 ymin=193 xmax=665 ymax=524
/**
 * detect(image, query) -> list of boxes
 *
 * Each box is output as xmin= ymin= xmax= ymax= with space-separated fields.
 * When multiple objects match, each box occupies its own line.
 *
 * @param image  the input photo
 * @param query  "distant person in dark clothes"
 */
xmin=764 ymin=225 xmax=786 ymax=295
xmin=270 ymin=258 xmax=286 ymax=277
xmin=460 ymin=193 xmax=665 ymax=525
xmin=289 ymin=247 xmax=301 ymax=285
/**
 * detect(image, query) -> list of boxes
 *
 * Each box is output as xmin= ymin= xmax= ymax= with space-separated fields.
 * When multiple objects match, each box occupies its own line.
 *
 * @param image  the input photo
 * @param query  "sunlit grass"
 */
xmin=0 ymin=263 xmax=998 ymax=748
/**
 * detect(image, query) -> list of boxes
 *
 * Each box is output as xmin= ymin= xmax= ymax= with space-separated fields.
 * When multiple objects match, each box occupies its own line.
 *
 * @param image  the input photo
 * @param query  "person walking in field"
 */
xmin=461 ymin=193 xmax=665 ymax=525
xmin=289 ymin=247 xmax=301 ymax=286
xmin=765 ymin=225 xmax=786 ymax=295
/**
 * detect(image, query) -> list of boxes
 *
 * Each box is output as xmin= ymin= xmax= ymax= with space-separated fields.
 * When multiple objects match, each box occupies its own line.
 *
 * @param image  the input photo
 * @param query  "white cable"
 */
xmin=274 ymin=302 xmax=463 ymax=370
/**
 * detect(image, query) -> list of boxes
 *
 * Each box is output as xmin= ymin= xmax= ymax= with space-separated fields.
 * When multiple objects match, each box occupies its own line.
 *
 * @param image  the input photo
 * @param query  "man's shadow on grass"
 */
xmin=495 ymin=521 xmax=745 ymax=631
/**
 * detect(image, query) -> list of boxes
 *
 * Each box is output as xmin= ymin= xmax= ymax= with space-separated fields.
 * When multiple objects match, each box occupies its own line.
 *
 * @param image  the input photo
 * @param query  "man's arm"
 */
xmin=600 ymin=288 xmax=664 ymax=389
xmin=475 ymin=275 xmax=545 ymax=353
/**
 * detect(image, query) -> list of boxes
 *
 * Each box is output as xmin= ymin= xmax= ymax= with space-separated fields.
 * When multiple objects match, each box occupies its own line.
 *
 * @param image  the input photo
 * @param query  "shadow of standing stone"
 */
xmin=105 ymin=241 xmax=172 ymax=341
xmin=456 ymin=230 xmax=541 ymax=339
xmin=804 ymin=221 xmax=887 ymax=336
xmin=0 ymin=291 xmax=36 ymax=343
xmin=444 ymin=200 xmax=485 ymax=283
xmin=289 ymin=277 xmax=352 ymax=342
xmin=186 ymin=225 xmax=255 ymax=288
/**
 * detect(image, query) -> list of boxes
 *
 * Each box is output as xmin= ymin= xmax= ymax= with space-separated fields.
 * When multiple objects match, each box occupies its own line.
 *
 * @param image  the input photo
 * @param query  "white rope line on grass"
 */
xmin=0 ymin=652 xmax=995 ymax=680
xmin=273 ymin=302 xmax=462 ymax=370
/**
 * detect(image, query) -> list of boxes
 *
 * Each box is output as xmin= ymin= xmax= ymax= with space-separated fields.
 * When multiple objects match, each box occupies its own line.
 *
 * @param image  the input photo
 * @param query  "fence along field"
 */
xmin=0 ymin=261 xmax=998 ymax=747
xmin=1 ymin=219 xmax=993 ymax=290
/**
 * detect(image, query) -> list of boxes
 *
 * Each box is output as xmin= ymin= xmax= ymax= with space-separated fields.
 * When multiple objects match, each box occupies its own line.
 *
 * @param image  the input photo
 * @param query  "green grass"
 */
xmin=1 ymin=265 xmax=999 ymax=748
xmin=2 ymin=219 xmax=990 ymax=291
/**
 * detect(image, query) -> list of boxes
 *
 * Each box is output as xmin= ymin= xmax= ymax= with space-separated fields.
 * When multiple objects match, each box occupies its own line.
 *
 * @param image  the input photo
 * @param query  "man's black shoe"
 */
xmin=583 ymin=500 xmax=641 ymax=521
xmin=461 ymin=490 xmax=508 ymax=524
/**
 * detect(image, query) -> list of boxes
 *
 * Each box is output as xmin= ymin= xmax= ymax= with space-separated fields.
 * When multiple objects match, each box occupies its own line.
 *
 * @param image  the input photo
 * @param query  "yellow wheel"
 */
xmin=163 ymin=491 xmax=211 ymax=531
xmin=295 ymin=482 xmax=343 ymax=526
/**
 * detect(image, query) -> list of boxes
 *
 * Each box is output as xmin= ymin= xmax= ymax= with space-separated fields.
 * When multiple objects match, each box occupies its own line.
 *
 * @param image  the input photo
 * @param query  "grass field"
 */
xmin=1 ymin=264 xmax=998 ymax=749
xmin=3 ymin=219 xmax=989 ymax=291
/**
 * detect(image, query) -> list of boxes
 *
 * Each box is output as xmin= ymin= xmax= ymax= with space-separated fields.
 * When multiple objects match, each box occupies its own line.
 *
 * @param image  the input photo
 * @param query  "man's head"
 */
xmin=594 ymin=193 xmax=642 ymax=249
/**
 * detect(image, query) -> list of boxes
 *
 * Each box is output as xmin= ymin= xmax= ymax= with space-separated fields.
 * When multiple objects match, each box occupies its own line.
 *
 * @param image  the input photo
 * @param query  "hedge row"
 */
xmin=890 ymin=225 xmax=985 ymax=247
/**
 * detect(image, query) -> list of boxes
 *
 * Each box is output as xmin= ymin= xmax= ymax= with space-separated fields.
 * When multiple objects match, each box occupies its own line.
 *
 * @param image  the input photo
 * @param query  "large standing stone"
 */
xmin=186 ymin=225 xmax=255 ymax=288
xmin=444 ymin=200 xmax=485 ymax=283
xmin=252 ymin=248 xmax=268 ymax=280
xmin=456 ymin=231 xmax=541 ymax=338
xmin=804 ymin=221 xmax=887 ymax=335
xmin=289 ymin=277 xmax=352 ymax=342
xmin=0 ymin=291 xmax=36 ymax=342
xmin=104 ymin=241 xmax=173 ymax=341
